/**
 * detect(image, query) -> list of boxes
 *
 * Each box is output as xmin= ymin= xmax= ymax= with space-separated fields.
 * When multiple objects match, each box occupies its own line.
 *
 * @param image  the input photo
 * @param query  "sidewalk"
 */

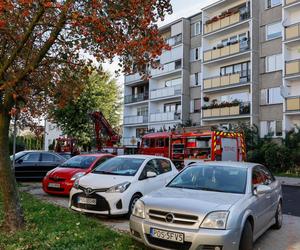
xmin=276 ymin=176 xmax=300 ymax=187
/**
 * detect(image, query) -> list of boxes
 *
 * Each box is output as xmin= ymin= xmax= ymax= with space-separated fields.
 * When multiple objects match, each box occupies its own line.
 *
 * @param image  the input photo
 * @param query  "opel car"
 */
xmin=130 ymin=162 xmax=282 ymax=250
xmin=69 ymin=155 xmax=178 ymax=216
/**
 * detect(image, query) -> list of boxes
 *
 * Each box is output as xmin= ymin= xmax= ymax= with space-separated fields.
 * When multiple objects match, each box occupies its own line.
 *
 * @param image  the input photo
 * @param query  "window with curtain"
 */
xmin=266 ymin=22 xmax=282 ymax=40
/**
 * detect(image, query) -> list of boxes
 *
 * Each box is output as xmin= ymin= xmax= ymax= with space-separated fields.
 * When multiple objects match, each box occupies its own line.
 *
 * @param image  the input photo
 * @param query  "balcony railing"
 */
xmin=124 ymin=92 xmax=148 ymax=104
xmin=203 ymin=71 xmax=250 ymax=90
xmin=123 ymin=137 xmax=141 ymax=146
xmin=204 ymin=6 xmax=250 ymax=34
xmin=285 ymin=0 xmax=300 ymax=6
xmin=150 ymin=112 xmax=181 ymax=123
xmin=151 ymin=60 xmax=182 ymax=76
xmin=202 ymin=102 xmax=250 ymax=118
xmin=285 ymin=59 xmax=300 ymax=76
xmin=286 ymin=96 xmax=300 ymax=111
xmin=285 ymin=23 xmax=300 ymax=41
xmin=125 ymin=73 xmax=143 ymax=84
xmin=203 ymin=40 xmax=250 ymax=62
xmin=150 ymin=85 xmax=181 ymax=99
xmin=124 ymin=115 xmax=148 ymax=125
xmin=166 ymin=34 xmax=182 ymax=47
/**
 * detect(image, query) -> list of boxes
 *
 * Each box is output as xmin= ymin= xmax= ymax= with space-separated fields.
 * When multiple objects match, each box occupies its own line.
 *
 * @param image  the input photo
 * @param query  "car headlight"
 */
xmin=73 ymin=179 xmax=80 ymax=189
xmin=70 ymin=172 xmax=86 ymax=181
xmin=200 ymin=211 xmax=229 ymax=230
xmin=106 ymin=182 xmax=131 ymax=193
xmin=132 ymin=200 xmax=145 ymax=219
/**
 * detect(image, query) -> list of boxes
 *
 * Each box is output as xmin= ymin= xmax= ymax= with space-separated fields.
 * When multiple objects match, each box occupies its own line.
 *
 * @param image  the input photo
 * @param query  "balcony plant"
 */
xmin=203 ymin=96 xmax=210 ymax=102
xmin=212 ymin=16 xmax=219 ymax=22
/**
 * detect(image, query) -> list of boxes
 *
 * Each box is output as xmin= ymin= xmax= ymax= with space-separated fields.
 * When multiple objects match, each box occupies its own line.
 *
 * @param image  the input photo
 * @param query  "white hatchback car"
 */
xmin=69 ymin=155 xmax=178 ymax=216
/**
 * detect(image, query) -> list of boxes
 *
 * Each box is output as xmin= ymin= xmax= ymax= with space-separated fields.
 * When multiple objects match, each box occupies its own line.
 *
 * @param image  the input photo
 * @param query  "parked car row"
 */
xmin=11 ymin=151 xmax=283 ymax=250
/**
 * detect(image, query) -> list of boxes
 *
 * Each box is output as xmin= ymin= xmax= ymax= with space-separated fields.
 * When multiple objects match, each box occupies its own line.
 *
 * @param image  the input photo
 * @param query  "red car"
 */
xmin=42 ymin=154 xmax=114 ymax=195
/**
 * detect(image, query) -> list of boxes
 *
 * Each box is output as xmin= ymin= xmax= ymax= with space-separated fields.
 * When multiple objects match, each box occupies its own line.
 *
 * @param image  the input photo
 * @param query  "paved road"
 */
xmin=282 ymin=185 xmax=300 ymax=217
xmin=20 ymin=183 xmax=300 ymax=250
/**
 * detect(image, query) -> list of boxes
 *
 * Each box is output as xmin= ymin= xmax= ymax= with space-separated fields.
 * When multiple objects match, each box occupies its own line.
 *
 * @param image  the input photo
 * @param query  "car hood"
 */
xmin=143 ymin=187 xmax=244 ymax=217
xmin=78 ymin=173 xmax=134 ymax=189
xmin=49 ymin=167 xmax=88 ymax=180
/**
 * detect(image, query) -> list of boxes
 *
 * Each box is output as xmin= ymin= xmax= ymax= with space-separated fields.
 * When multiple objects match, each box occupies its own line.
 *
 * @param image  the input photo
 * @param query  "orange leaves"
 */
xmin=0 ymin=19 xmax=5 ymax=28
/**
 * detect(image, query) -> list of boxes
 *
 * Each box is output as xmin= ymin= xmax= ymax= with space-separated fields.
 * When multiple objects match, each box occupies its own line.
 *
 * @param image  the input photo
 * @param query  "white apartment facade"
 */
xmin=123 ymin=0 xmax=300 ymax=148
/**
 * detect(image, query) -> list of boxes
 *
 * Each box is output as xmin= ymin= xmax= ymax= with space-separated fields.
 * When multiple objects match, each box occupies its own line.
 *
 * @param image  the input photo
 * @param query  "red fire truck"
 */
xmin=139 ymin=127 xmax=246 ymax=167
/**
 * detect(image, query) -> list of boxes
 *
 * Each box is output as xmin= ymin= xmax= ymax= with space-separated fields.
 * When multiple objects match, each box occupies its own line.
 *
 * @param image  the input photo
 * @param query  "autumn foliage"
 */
xmin=0 ymin=0 xmax=172 ymax=232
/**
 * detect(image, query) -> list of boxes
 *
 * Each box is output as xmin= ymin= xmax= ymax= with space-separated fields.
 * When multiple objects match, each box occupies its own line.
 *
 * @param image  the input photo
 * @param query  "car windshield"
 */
xmin=167 ymin=165 xmax=247 ymax=194
xmin=93 ymin=157 xmax=144 ymax=176
xmin=59 ymin=153 xmax=72 ymax=160
xmin=60 ymin=156 xmax=97 ymax=169
xmin=10 ymin=151 xmax=27 ymax=161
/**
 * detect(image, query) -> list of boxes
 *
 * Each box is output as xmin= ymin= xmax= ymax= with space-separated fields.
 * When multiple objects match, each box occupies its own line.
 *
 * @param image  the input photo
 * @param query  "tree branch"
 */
xmin=0 ymin=5 xmax=45 ymax=80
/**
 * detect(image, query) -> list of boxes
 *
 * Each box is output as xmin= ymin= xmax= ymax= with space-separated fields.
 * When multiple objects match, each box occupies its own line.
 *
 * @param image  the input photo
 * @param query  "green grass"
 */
xmin=0 ymin=192 xmax=144 ymax=250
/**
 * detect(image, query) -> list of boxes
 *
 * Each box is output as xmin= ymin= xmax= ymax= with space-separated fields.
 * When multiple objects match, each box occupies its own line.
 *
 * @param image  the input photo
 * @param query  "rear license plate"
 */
xmin=48 ymin=183 xmax=61 ymax=188
xmin=150 ymin=228 xmax=184 ymax=243
xmin=77 ymin=197 xmax=97 ymax=205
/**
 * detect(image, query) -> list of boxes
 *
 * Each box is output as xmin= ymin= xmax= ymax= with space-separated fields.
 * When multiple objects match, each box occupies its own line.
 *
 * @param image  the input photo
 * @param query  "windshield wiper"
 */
xmin=198 ymin=187 xmax=227 ymax=193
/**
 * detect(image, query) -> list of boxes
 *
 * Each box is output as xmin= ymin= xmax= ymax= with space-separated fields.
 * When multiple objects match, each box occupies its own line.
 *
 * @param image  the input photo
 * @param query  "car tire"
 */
xmin=239 ymin=220 xmax=253 ymax=250
xmin=273 ymin=202 xmax=283 ymax=230
xmin=127 ymin=194 xmax=142 ymax=218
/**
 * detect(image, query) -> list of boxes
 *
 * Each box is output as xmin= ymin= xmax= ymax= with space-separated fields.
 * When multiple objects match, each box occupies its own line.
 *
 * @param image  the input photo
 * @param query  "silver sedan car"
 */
xmin=130 ymin=162 xmax=282 ymax=250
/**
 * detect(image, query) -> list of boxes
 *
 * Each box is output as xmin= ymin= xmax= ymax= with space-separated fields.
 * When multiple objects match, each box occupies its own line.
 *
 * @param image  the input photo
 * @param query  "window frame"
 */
xmin=266 ymin=22 xmax=282 ymax=41
xmin=266 ymin=0 xmax=282 ymax=9
xmin=265 ymin=54 xmax=282 ymax=73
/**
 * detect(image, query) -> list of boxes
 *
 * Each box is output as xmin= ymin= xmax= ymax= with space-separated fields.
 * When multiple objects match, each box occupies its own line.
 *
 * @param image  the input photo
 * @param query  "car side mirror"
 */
xmin=254 ymin=184 xmax=271 ymax=195
xmin=146 ymin=171 xmax=157 ymax=178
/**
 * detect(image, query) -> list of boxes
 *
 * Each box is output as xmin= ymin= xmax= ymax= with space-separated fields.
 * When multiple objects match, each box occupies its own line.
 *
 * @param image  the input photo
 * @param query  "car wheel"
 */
xmin=127 ymin=194 xmax=142 ymax=218
xmin=239 ymin=220 xmax=253 ymax=250
xmin=273 ymin=202 xmax=283 ymax=230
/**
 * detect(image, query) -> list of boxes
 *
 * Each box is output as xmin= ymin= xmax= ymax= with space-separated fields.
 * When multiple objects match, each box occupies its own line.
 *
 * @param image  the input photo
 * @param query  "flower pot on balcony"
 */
xmin=211 ymin=108 xmax=220 ymax=117
xmin=229 ymin=105 xmax=240 ymax=115
xmin=220 ymin=107 xmax=230 ymax=116
xmin=203 ymin=109 xmax=212 ymax=117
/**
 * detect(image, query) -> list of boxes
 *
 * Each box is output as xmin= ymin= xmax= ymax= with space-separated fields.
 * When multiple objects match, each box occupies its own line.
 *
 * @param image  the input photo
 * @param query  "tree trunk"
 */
xmin=0 ymin=104 xmax=24 ymax=232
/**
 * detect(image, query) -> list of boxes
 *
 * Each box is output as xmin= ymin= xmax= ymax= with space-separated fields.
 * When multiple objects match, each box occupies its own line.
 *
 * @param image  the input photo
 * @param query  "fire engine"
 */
xmin=139 ymin=127 xmax=246 ymax=167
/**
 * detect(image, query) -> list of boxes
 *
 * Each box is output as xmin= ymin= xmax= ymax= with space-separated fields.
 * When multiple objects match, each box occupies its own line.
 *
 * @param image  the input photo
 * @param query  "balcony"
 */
xmin=203 ymin=40 xmax=250 ymax=63
xmin=151 ymin=60 xmax=182 ymax=77
xmin=125 ymin=73 xmax=143 ymax=84
xmin=150 ymin=112 xmax=181 ymax=123
xmin=124 ymin=115 xmax=148 ymax=125
xmin=285 ymin=23 xmax=300 ymax=41
xmin=285 ymin=59 xmax=300 ymax=76
xmin=150 ymin=85 xmax=181 ymax=100
xmin=204 ymin=5 xmax=250 ymax=35
xmin=203 ymin=71 xmax=250 ymax=91
xmin=284 ymin=0 xmax=300 ymax=6
xmin=202 ymin=102 xmax=250 ymax=118
xmin=166 ymin=34 xmax=182 ymax=47
xmin=124 ymin=92 xmax=148 ymax=104
xmin=286 ymin=96 xmax=300 ymax=112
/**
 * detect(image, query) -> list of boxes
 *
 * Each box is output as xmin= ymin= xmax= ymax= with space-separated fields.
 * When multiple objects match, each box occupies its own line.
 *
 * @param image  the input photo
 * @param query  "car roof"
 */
xmin=77 ymin=153 xmax=114 ymax=157
xmin=190 ymin=161 xmax=258 ymax=169
xmin=115 ymin=154 xmax=170 ymax=160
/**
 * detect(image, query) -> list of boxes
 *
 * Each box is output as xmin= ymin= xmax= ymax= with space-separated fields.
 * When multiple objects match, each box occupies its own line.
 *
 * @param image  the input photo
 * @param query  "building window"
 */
xmin=194 ymin=99 xmax=201 ymax=113
xmin=174 ymin=59 xmax=182 ymax=69
xmin=137 ymin=106 xmax=148 ymax=116
xmin=190 ymin=47 xmax=201 ymax=62
xmin=260 ymin=120 xmax=282 ymax=137
xmin=136 ymin=128 xmax=147 ymax=138
xmin=165 ymin=78 xmax=181 ymax=87
xmin=266 ymin=22 xmax=282 ymax=40
xmin=192 ymin=21 xmax=202 ymax=36
xmin=265 ymin=54 xmax=282 ymax=72
xmin=260 ymin=87 xmax=283 ymax=105
xmin=164 ymin=102 xmax=181 ymax=113
xmin=190 ymin=73 xmax=201 ymax=86
xmin=266 ymin=0 xmax=282 ymax=8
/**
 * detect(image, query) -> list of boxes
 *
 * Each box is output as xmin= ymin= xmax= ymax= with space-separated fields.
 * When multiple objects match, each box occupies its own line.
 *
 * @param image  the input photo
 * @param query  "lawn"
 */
xmin=0 ymin=192 xmax=143 ymax=250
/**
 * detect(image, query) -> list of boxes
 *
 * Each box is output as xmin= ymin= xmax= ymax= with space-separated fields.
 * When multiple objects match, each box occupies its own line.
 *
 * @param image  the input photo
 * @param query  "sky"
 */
xmin=103 ymin=0 xmax=219 ymax=86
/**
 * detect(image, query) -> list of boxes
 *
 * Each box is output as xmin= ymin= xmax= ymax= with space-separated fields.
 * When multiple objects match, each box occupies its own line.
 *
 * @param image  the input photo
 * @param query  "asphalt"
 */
xmin=282 ymin=185 xmax=300 ymax=217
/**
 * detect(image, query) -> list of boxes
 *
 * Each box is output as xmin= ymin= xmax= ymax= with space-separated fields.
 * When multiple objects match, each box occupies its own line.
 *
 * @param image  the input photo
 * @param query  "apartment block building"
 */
xmin=123 ymin=0 xmax=300 ymax=148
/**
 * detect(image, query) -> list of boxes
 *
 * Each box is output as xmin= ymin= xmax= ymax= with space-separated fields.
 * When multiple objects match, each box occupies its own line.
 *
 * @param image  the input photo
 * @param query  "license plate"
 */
xmin=48 ymin=183 xmax=60 ymax=188
xmin=150 ymin=228 xmax=184 ymax=243
xmin=77 ymin=197 xmax=97 ymax=205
